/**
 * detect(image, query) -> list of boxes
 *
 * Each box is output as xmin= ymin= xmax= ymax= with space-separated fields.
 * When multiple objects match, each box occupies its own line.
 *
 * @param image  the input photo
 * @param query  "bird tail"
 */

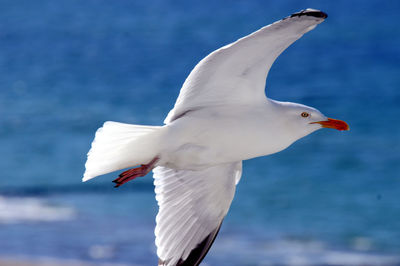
xmin=82 ymin=121 xmax=164 ymax=182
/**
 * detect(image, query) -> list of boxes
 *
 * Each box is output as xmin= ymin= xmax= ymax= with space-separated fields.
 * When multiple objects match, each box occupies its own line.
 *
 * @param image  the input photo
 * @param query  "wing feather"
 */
xmin=165 ymin=9 xmax=327 ymax=123
xmin=153 ymin=162 xmax=242 ymax=266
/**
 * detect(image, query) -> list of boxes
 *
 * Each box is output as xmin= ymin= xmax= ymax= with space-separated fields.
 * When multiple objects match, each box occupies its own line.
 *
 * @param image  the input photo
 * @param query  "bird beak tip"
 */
xmin=311 ymin=118 xmax=349 ymax=131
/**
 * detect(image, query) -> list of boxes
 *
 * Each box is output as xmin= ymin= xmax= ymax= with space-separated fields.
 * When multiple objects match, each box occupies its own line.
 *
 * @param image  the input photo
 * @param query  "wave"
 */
xmin=0 ymin=255 xmax=134 ymax=266
xmin=209 ymin=237 xmax=400 ymax=266
xmin=0 ymin=196 xmax=75 ymax=223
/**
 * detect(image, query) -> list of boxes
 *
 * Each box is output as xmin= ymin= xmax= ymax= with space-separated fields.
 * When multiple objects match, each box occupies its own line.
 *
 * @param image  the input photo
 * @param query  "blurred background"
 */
xmin=1 ymin=0 xmax=399 ymax=265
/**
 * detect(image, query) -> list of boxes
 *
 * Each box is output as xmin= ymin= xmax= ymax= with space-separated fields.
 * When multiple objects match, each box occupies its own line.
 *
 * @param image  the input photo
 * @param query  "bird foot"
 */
xmin=113 ymin=157 xmax=159 ymax=187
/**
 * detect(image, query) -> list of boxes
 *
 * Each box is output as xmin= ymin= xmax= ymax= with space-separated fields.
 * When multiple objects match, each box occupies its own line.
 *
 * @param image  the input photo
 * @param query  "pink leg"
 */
xmin=113 ymin=157 xmax=159 ymax=188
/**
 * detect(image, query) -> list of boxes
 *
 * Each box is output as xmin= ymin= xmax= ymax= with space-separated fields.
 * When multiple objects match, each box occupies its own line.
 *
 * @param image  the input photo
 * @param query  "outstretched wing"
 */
xmin=165 ymin=9 xmax=327 ymax=123
xmin=153 ymin=162 xmax=242 ymax=266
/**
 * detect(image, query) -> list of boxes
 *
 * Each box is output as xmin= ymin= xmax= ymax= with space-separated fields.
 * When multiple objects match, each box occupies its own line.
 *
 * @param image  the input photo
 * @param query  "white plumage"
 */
xmin=83 ymin=122 xmax=163 ymax=181
xmin=83 ymin=9 xmax=349 ymax=266
xmin=153 ymin=162 xmax=241 ymax=265
xmin=165 ymin=10 xmax=321 ymax=124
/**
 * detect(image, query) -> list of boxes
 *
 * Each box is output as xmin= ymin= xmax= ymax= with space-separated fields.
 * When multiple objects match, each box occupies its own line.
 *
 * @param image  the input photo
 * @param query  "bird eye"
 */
xmin=301 ymin=112 xmax=310 ymax=118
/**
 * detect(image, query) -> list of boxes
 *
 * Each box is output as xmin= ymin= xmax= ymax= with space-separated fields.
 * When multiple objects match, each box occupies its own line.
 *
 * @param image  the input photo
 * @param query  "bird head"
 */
xmin=274 ymin=101 xmax=349 ymax=140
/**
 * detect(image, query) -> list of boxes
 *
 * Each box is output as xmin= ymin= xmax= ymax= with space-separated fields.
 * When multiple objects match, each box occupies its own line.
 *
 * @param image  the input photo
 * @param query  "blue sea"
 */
xmin=1 ymin=0 xmax=399 ymax=265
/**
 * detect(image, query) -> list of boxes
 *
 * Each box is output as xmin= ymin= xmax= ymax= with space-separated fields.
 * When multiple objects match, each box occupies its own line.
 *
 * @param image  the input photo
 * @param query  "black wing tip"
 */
xmin=290 ymin=9 xmax=328 ymax=19
xmin=176 ymin=223 xmax=222 ymax=266
xmin=159 ymin=222 xmax=223 ymax=266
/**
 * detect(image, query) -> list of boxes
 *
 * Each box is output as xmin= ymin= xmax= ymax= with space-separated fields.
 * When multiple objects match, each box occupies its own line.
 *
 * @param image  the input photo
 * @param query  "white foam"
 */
xmin=88 ymin=245 xmax=115 ymax=259
xmin=0 ymin=196 xmax=75 ymax=223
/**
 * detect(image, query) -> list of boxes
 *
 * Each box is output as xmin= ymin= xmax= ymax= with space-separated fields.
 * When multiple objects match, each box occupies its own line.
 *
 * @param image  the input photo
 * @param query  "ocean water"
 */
xmin=1 ymin=0 xmax=399 ymax=265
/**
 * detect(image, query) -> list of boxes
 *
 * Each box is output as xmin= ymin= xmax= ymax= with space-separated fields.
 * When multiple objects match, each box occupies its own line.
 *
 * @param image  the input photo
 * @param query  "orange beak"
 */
xmin=310 ymin=118 xmax=350 ymax=131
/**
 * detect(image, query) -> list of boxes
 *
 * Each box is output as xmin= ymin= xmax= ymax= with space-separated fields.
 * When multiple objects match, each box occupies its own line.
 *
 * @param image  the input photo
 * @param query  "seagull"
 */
xmin=83 ymin=9 xmax=349 ymax=266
